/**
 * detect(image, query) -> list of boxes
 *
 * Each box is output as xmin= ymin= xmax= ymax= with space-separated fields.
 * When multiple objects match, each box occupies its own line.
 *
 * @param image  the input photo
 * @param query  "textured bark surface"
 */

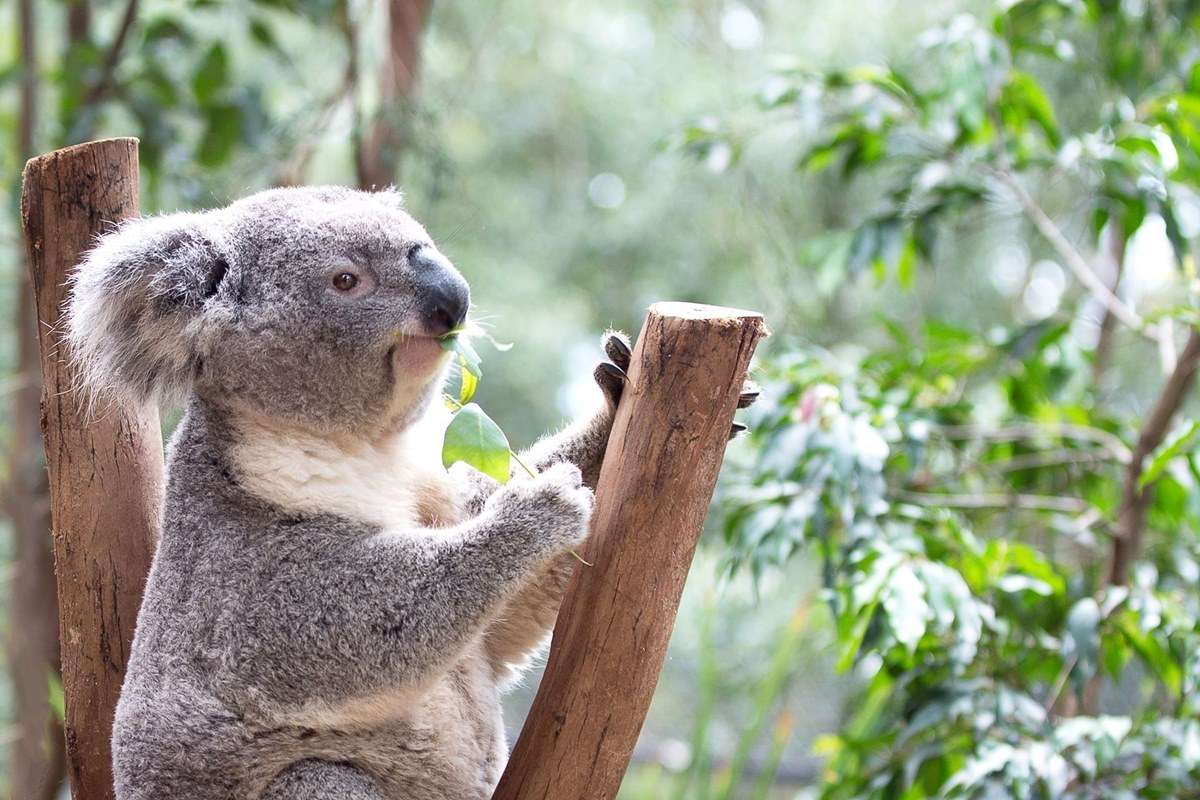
xmin=493 ymin=302 xmax=767 ymax=800
xmin=21 ymin=138 xmax=163 ymax=800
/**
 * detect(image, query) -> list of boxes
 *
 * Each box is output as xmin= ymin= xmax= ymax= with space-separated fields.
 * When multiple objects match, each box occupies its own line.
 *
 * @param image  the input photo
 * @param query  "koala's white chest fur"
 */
xmin=230 ymin=404 xmax=459 ymax=531
xmin=228 ymin=405 xmax=475 ymax=734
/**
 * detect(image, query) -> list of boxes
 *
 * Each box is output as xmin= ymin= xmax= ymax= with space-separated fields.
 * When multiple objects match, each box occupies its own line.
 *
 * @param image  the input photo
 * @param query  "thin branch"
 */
xmin=995 ymin=448 xmax=1120 ymax=473
xmin=1108 ymin=327 xmax=1200 ymax=585
xmin=893 ymin=490 xmax=1091 ymax=514
xmin=79 ymin=0 xmax=139 ymax=112
xmin=1045 ymin=654 xmax=1080 ymax=716
xmin=932 ymin=422 xmax=1132 ymax=464
xmin=994 ymin=168 xmax=1157 ymax=344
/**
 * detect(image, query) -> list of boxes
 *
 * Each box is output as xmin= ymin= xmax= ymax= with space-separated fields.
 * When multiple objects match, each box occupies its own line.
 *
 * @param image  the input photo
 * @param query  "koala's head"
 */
xmin=67 ymin=186 xmax=469 ymax=437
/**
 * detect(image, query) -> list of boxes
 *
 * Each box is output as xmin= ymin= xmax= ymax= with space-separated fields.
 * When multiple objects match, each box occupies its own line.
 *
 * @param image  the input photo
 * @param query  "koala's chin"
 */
xmin=379 ymin=341 xmax=453 ymax=437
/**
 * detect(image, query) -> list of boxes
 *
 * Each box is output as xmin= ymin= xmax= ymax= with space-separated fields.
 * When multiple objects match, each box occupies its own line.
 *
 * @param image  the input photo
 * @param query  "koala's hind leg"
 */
xmin=260 ymin=760 xmax=384 ymax=800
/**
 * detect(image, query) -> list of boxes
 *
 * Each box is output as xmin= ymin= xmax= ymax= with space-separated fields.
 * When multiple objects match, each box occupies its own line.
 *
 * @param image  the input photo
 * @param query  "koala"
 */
xmin=65 ymin=185 xmax=634 ymax=800
xmin=68 ymin=186 xmax=754 ymax=799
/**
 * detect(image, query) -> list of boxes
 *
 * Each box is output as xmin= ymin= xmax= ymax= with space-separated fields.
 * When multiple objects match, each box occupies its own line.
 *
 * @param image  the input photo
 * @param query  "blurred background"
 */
xmin=4 ymin=0 xmax=1200 ymax=797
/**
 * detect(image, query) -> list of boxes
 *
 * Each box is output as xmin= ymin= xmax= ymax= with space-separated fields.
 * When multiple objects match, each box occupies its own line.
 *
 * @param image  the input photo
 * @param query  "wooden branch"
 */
xmin=1108 ymin=326 xmax=1200 ymax=585
xmin=493 ymin=302 xmax=767 ymax=800
xmin=21 ymin=138 xmax=163 ymax=800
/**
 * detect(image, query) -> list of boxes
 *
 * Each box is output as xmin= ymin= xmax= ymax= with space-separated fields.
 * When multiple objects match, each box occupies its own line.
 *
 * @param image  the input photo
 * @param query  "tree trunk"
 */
xmin=1108 ymin=327 xmax=1200 ymax=585
xmin=6 ymin=0 xmax=67 ymax=796
xmin=357 ymin=0 xmax=432 ymax=188
xmin=5 ymin=281 xmax=64 ymax=800
xmin=493 ymin=302 xmax=767 ymax=800
xmin=20 ymin=138 xmax=164 ymax=800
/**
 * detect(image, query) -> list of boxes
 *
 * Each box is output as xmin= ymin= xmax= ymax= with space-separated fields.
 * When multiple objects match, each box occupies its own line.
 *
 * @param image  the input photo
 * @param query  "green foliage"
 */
xmin=702 ymin=2 xmax=1200 ymax=795
xmin=1140 ymin=420 xmax=1200 ymax=489
xmin=722 ymin=329 xmax=1200 ymax=797
xmin=683 ymin=0 xmax=1200 ymax=294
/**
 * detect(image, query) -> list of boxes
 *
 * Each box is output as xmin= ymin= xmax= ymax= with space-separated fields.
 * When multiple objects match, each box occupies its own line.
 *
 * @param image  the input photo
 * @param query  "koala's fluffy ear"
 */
xmin=66 ymin=212 xmax=230 ymax=407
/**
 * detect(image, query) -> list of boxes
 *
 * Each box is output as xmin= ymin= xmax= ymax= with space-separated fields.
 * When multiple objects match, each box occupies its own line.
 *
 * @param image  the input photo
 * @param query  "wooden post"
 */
xmin=20 ymin=138 xmax=163 ymax=800
xmin=494 ymin=302 xmax=767 ymax=800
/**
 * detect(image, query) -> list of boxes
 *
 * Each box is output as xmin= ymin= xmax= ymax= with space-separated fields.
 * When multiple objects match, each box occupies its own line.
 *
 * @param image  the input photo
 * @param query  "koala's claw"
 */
xmin=729 ymin=381 xmax=759 ymax=440
xmin=738 ymin=381 xmax=760 ymax=409
xmin=604 ymin=333 xmax=632 ymax=371
xmin=594 ymin=332 xmax=632 ymax=410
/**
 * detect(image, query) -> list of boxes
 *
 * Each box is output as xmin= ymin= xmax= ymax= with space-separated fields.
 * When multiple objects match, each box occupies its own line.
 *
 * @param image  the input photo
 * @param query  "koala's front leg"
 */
xmin=481 ymin=333 xmax=761 ymax=674
xmin=332 ymin=463 xmax=590 ymax=693
xmin=518 ymin=332 xmax=633 ymax=489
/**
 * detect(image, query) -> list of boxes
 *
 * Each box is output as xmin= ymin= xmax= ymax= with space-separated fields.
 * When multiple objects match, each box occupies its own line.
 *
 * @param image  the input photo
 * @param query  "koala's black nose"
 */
xmin=426 ymin=280 xmax=470 ymax=335
xmin=412 ymin=249 xmax=470 ymax=336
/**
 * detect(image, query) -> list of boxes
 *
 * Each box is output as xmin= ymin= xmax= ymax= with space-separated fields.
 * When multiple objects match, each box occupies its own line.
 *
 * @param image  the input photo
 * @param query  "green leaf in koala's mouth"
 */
xmin=439 ymin=331 xmax=482 ymax=404
xmin=440 ymin=331 xmax=482 ymax=378
xmin=441 ymin=403 xmax=511 ymax=483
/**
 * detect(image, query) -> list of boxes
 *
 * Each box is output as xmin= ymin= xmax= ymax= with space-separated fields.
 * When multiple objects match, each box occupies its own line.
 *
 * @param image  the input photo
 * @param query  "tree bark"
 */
xmin=357 ymin=0 xmax=432 ymax=188
xmin=493 ymin=302 xmax=767 ymax=800
xmin=6 ymin=1 xmax=67 ymax=796
xmin=20 ymin=138 xmax=164 ymax=800
xmin=1108 ymin=327 xmax=1200 ymax=585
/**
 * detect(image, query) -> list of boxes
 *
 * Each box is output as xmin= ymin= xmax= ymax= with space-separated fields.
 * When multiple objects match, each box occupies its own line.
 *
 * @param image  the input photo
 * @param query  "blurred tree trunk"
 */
xmin=67 ymin=0 xmax=91 ymax=44
xmin=5 ymin=1 xmax=66 ymax=799
xmin=357 ymin=0 xmax=432 ymax=188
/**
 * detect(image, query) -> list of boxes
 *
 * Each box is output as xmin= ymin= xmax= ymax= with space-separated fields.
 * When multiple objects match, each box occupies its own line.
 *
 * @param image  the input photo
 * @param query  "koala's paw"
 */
xmin=448 ymin=461 xmax=502 ymax=516
xmin=593 ymin=331 xmax=632 ymax=411
xmin=492 ymin=463 xmax=593 ymax=552
xmin=594 ymin=330 xmax=761 ymax=440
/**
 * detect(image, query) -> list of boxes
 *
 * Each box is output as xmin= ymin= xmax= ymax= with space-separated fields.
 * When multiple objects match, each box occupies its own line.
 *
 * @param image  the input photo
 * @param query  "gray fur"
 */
xmin=66 ymin=187 xmax=626 ymax=799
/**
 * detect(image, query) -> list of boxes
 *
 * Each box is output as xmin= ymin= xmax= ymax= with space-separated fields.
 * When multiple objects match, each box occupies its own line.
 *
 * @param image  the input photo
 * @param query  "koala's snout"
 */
xmin=411 ymin=247 xmax=470 ymax=336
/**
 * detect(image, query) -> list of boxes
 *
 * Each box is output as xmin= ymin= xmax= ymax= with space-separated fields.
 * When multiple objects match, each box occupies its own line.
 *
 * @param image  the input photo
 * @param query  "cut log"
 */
xmin=21 ymin=138 xmax=163 ymax=800
xmin=493 ymin=302 xmax=767 ymax=800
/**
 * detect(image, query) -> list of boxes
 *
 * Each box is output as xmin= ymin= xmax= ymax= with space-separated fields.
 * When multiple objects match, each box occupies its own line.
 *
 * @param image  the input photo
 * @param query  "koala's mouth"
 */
xmin=386 ymin=334 xmax=449 ymax=380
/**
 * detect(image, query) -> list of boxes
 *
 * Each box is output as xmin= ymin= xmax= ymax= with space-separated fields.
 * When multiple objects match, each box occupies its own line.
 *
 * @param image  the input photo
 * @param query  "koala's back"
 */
xmin=112 ymin=408 xmax=507 ymax=800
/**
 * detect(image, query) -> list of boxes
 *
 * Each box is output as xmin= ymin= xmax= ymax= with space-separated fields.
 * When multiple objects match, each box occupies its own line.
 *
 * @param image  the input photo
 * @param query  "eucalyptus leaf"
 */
xmin=442 ymin=403 xmax=510 ymax=483
xmin=1139 ymin=420 xmax=1200 ymax=489
xmin=440 ymin=332 xmax=482 ymax=380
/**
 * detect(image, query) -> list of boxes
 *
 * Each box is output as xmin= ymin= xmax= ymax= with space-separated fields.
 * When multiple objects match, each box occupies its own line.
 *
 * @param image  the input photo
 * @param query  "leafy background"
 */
xmin=3 ymin=0 xmax=1200 ymax=798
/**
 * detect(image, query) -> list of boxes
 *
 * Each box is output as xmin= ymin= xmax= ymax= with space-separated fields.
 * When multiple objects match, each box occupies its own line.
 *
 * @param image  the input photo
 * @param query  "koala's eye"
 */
xmin=332 ymin=271 xmax=359 ymax=292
